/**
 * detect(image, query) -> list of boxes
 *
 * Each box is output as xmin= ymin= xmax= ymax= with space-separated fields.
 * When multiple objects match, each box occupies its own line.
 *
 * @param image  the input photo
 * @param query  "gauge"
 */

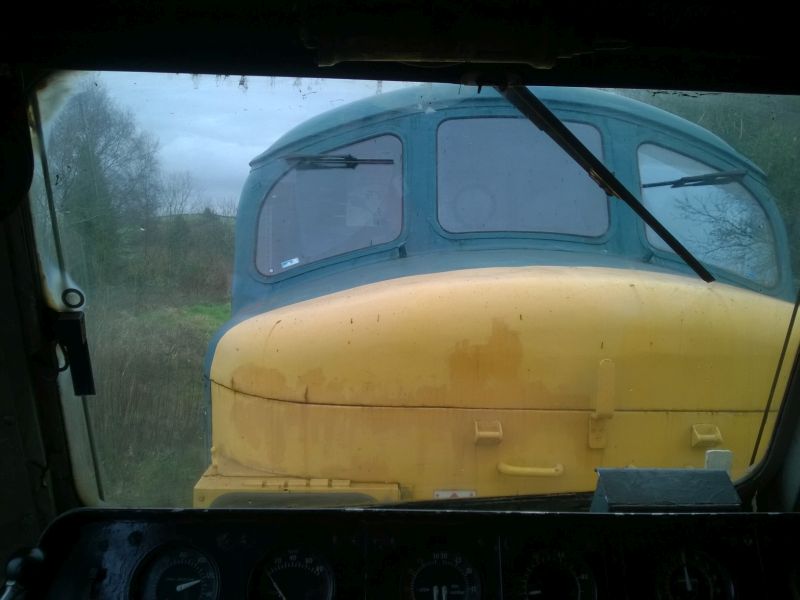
xmin=248 ymin=549 xmax=334 ymax=599
xmin=516 ymin=550 xmax=596 ymax=600
xmin=791 ymin=563 xmax=800 ymax=599
xmin=655 ymin=549 xmax=734 ymax=600
xmin=130 ymin=545 xmax=219 ymax=600
xmin=406 ymin=551 xmax=481 ymax=600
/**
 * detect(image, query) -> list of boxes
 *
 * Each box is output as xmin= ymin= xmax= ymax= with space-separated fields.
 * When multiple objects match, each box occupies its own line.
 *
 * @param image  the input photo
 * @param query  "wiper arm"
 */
xmin=494 ymin=85 xmax=715 ymax=283
xmin=642 ymin=169 xmax=746 ymax=189
xmin=285 ymin=154 xmax=394 ymax=169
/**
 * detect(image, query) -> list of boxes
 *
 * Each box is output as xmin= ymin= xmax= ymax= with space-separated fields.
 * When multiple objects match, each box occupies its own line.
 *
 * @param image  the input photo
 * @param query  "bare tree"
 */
xmin=672 ymin=190 xmax=777 ymax=284
xmin=216 ymin=197 xmax=238 ymax=218
xmin=160 ymin=171 xmax=195 ymax=216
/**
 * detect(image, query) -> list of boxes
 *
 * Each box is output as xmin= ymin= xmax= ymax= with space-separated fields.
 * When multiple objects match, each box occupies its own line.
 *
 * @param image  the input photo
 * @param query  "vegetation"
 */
xmin=39 ymin=82 xmax=235 ymax=506
xmin=84 ymin=300 xmax=228 ymax=506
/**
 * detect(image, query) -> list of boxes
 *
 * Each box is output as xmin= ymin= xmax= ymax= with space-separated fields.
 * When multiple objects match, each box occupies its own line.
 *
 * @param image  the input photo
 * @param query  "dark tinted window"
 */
xmin=256 ymin=135 xmax=402 ymax=275
xmin=639 ymin=144 xmax=778 ymax=286
xmin=437 ymin=118 xmax=608 ymax=235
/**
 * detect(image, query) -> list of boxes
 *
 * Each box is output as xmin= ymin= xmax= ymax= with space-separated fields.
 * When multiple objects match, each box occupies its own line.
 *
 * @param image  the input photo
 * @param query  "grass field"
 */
xmin=80 ymin=294 xmax=230 ymax=506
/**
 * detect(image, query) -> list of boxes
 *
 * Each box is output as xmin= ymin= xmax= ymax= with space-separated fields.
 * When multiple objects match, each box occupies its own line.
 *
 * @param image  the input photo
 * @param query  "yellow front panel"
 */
xmin=210 ymin=385 xmax=777 ymax=499
xmin=204 ymin=266 xmax=795 ymax=502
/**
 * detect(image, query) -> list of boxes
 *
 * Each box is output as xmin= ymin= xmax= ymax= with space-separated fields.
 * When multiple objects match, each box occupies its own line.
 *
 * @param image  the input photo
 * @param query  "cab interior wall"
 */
xmin=3 ymin=0 xmax=800 ymax=575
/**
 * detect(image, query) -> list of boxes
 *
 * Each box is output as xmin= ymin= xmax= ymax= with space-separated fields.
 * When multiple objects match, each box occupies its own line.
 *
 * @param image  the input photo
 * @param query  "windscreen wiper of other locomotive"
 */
xmin=494 ymin=85 xmax=715 ymax=283
xmin=642 ymin=169 xmax=746 ymax=189
xmin=285 ymin=154 xmax=394 ymax=169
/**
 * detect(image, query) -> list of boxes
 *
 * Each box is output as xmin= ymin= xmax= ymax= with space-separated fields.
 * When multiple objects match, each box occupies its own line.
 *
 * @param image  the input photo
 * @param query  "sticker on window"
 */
xmin=281 ymin=257 xmax=300 ymax=269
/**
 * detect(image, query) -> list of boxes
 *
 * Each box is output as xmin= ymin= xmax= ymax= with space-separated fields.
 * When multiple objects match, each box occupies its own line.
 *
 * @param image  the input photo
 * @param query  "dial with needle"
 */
xmin=175 ymin=579 xmax=201 ymax=593
xmin=267 ymin=572 xmax=288 ymax=600
xmin=682 ymin=552 xmax=693 ymax=592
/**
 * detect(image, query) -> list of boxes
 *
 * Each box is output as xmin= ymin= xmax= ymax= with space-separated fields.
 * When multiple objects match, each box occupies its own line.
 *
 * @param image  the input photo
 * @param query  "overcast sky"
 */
xmin=41 ymin=72 xmax=420 ymax=208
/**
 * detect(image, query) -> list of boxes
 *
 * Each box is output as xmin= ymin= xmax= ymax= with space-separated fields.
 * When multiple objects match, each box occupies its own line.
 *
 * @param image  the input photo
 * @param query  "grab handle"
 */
xmin=497 ymin=462 xmax=564 ymax=477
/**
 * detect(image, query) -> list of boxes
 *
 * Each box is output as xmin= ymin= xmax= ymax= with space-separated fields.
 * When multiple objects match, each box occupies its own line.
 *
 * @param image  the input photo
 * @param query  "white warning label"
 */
xmin=433 ymin=490 xmax=477 ymax=499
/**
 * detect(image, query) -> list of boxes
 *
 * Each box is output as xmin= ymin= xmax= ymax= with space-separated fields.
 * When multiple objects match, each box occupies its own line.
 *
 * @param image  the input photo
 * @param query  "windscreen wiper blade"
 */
xmin=494 ymin=85 xmax=715 ymax=283
xmin=642 ymin=169 xmax=746 ymax=189
xmin=285 ymin=154 xmax=394 ymax=169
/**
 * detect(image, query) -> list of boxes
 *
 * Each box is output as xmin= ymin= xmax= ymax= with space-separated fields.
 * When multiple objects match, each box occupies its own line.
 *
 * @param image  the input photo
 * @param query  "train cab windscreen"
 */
xmin=27 ymin=73 xmax=800 ymax=510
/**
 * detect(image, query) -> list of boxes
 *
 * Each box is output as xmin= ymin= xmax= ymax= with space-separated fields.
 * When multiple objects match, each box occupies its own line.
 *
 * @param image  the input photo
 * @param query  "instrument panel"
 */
xmin=37 ymin=508 xmax=800 ymax=599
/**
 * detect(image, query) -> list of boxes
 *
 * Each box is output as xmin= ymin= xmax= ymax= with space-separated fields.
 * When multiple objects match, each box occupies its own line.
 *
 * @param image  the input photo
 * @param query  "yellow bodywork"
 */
xmin=194 ymin=266 xmax=796 ymax=506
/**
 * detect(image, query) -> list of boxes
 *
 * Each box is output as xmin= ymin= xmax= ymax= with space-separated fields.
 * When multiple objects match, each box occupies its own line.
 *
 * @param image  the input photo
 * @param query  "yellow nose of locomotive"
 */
xmin=195 ymin=266 xmax=795 ymax=507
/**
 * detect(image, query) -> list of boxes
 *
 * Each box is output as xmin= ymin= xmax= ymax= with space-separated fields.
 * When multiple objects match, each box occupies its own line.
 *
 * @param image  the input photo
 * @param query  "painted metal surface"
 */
xmin=196 ymin=267 xmax=793 ymax=503
xmin=194 ymin=85 xmax=795 ymax=506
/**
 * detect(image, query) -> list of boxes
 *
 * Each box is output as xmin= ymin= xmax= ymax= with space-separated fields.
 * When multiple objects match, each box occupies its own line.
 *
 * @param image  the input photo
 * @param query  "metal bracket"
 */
xmin=588 ymin=358 xmax=615 ymax=449
xmin=53 ymin=311 xmax=95 ymax=396
xmin=474 ymin=420 xmax=503 ymax=446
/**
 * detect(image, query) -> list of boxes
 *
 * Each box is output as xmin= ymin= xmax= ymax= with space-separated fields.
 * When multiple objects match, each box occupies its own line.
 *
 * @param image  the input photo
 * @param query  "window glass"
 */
xmin=27 ymin=75 xmax=800 ymax=509
xmin=256 ymin=135 xmax=403 ymax=274
xmin=639 ymin=143 xmax=778 ymax=286
xmin=437 ymin=118 xmax=608 ymax=235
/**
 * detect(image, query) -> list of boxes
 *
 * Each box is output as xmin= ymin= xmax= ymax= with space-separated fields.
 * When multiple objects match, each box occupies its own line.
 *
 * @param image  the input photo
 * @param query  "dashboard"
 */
xmin=34 ymin=507 xmax=800 ymax=599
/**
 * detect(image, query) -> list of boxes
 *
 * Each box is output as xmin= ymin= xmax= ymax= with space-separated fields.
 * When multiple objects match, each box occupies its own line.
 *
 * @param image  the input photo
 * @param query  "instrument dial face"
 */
xmin=517 ymin=550 xmax=597 ymax=600
xmin=131 ymin=545 xmax=219 ymax=600
xmin=655 ymin=550 xmax=734 ymax=600
xmin=249 ymin=549 xmax=334 ymax=600
xmin=406 ymin=551 xmax=481 ymax=600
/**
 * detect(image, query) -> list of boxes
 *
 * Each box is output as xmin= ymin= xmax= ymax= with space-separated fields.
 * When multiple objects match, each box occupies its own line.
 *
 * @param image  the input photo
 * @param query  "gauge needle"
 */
xmin=682 ymin=552 xmax=693 ymax=592
xmin=267 ymin=573 xmax=288 ymax=600
xmin=175 ymin=579 xmax=201 ymax=592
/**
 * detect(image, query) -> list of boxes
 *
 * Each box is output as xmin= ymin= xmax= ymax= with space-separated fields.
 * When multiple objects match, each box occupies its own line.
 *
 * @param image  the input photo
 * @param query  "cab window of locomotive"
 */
xmin=638 ymin=143 xmax=779 ymax=286
xmin=255 ymin=135 xmax=402 ymax=275
xmin=26 ymin=74 xmax=800 ymax=509
xmin=437 ymin=118 xmax=608 ymax=235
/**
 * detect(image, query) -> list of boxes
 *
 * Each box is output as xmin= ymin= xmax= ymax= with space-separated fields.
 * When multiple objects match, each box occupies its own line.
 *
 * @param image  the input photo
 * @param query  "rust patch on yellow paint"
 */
xmin=449 ymin=319 xmax=523 ymax=387
xmin=225 ymin=317 xmax=590 ymax=409
xmin=411 ymin=319 xmax=587 ymax=409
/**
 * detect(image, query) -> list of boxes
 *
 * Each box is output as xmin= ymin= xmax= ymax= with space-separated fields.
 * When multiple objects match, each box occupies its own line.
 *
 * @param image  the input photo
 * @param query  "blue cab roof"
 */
xmin=250 ymin=84 xmax=761 ymax=175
